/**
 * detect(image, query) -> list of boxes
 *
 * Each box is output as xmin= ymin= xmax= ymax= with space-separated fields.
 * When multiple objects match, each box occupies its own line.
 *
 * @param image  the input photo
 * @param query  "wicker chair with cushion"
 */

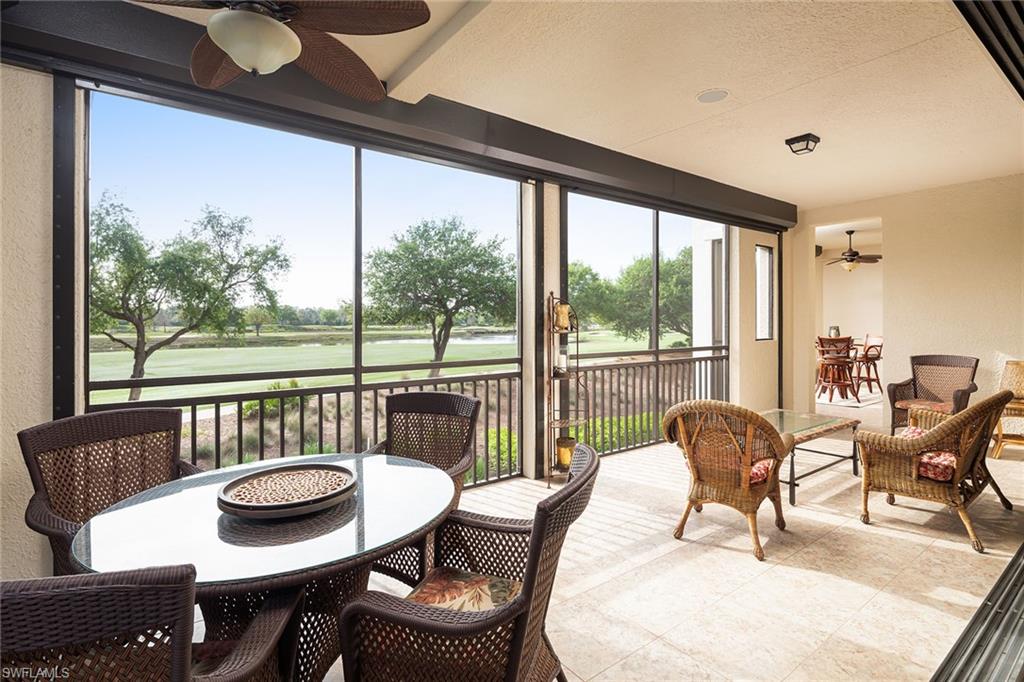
xmin=662 ymin=400 xmax=793 ymax=561
xmin=856 ymin=391 xmax=1013 ymax=552
xmin=366 ymin=391 xmax=480 ymax=587
xmin=0 ymin=564 xmax=304 ymax=681
xmin=992 ymin=360 xmax=1024 ymax=459
xmin=887 ymin=354 xmax=978 ymax=434
xmin=340 ymin=444 xmax=599 ymax=682
xmin=18 ymin=408 xmax=201 ymax=575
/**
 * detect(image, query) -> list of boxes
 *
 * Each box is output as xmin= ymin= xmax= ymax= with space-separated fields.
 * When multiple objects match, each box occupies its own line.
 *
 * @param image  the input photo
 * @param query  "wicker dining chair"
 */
xmin=856 ymin=391 xmax=1013 ymax=552
xmin=887 ymin=354 xmax=978 ymax=434
xmin=18 ymin=408 xmax=201 ymax=576
xmin=339 ymin=444 xmax=599 ymax=682
xmin=0 ymin=564 xmax=305 ymax=681
xmin=365 ymin=391 xmax=481 ymax=587
xmin=662 ymin=400 xmax=793 ymax=561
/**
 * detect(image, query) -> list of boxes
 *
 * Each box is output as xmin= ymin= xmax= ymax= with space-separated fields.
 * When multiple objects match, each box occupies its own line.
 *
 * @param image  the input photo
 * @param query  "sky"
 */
xmin=89 ymin=91 xmax=717 ymax=308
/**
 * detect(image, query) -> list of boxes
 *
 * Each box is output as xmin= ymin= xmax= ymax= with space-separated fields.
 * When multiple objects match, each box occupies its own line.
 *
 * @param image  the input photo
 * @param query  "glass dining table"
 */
xmin=71 ymin=452 xmax=456 ymax=682
xmin=759 ymin=409 xmax=861 ymax=505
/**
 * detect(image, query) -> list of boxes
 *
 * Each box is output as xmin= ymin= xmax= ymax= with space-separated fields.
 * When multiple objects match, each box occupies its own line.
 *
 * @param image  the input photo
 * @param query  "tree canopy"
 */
xmin=567 ymin=246 xmax=693 ymax=343
xmin=364 ymin=216 xmax=516 ymax=374
xmin=90 ymin=193 xmax=289 ymax=399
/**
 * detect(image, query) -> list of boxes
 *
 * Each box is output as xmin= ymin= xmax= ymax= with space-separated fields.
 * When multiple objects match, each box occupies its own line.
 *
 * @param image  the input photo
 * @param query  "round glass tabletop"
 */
xmin=71 ymin=453 xmax=454 ymax=586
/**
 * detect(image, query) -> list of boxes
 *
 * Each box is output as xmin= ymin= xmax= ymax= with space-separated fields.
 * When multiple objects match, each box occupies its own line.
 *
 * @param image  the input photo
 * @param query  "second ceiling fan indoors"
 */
xmin=826 ymin=230 xmax=882 ymax=272
xmin=137 ymin=0 xmax=431 ymax=102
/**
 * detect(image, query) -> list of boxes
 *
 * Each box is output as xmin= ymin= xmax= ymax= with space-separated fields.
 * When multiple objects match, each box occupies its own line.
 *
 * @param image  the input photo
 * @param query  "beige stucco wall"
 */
xmin=785 ymin=173 xmax=1024 ymax=423
xmin=730 ymin=227 xmax=780 ymax=412
xmin=819 ymin=243 xmax=884 ymax=339
xmin=1 ymin=64 xmax=54 ymax=578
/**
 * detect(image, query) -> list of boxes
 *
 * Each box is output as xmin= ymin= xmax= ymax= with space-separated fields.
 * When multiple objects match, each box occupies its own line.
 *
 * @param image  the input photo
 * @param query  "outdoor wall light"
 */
xmin=785 ymin=133 xmax=820 ymax=155
xmin=207 ymin=8 xmax=301 ymax=75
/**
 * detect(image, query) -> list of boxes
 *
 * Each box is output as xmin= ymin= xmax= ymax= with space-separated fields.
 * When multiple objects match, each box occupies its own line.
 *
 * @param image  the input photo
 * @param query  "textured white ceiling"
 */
xmin=815 ymin=218 xmax=882 ymax=250
xmin=386 ymin=1 xmax=1024 ymax=209
xmin=136 ymin=1 xmax=1023 ymax=209
xmin=131 ymin=0 xmax=467 ymax=82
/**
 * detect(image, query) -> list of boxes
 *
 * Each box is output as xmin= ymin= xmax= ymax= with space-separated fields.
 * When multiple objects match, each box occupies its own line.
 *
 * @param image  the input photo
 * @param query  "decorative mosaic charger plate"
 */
xmin=217 ymin=462 xmax=357 ymax=519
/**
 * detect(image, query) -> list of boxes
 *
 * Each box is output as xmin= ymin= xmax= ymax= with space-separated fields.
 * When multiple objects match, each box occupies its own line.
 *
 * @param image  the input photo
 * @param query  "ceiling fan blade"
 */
xmin=291 ymin=25 xmax=385 ymax=102
xmin=825 ymin=259 xmax=845 ymax=265
xmin=857 ymin=254 xmax=882 ymax=260
xmin=856 ymin=257 xmax=881 ymax=263
xmin=134 ymin=0 xmax=226 ymax=7
xmin=190 ymin=34 xmax=245 ymax=89
xmin=291 ymin=1 xmax=429 ymax=35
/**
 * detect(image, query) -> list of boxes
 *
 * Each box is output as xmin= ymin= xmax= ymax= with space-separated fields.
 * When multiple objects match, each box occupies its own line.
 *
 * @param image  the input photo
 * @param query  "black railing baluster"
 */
xmin=495 ymin=378 xmax=501 ymax=480
xmin=190 ymin=405 xmax=197 ymax=465
xmin=506 ymin=377 xmax=512 ymax=478
xmin=236 ymin=400 xmax=243 ymax=464
xmin=484 ymin=380 xmax=491 ymax=482
xmin=471 ymin=381 xmax=479 ymax=485
xmin=258 ymin=399 xmax=265 ymax=460
xmin=214 ymin=403 xmax=221 ymax=469
xmin=335 ymin=392 xmax=342 ymax=454
xmin=279 ymin=398 xmax=285 ymax=458
xmin=299 ymin=394 xmax=305 ymax=455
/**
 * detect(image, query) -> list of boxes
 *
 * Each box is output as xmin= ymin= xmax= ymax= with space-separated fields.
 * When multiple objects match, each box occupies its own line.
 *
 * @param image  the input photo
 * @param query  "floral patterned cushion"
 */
xmin=894 ymin=399 xmax=955 ymax=414
xmin=407 ymin=566 xmax=522 ymax=612
xmin=900 ymin=426 xmax=957 ymax=482
xmin=684 ymin=458 xmax=772 ymax=485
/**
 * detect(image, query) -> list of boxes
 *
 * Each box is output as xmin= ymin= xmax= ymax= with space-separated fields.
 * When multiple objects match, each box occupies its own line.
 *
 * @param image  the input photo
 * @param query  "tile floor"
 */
xmin=348 ymin=432 xmax=1023 ymax=681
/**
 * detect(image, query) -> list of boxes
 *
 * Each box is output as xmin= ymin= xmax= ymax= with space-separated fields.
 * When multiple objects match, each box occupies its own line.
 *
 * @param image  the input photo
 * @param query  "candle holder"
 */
xmin=556 ymin=437 xmax=576 ymax=470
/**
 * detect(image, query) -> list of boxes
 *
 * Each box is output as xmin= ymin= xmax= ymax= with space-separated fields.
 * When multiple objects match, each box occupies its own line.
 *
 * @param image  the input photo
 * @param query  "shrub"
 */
xmin=468 ymin=428 xmax=519 ymax=483
xmin=241 ymin=380 xmax=304 ymax=419
xmin=568 ymin=412 xmax=658 ymax=453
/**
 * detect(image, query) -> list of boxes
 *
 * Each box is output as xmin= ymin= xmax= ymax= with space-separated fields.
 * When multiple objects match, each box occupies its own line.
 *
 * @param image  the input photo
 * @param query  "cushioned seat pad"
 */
xmin=685 ymin=458 xmax=773 ymax=485
xmin=894 ymin=399 xmax=954 ymax=414
xmin=901 ymin=426 xmax=957 ymax=482
xmin=407 ymin=566 xmax=522 ymax=612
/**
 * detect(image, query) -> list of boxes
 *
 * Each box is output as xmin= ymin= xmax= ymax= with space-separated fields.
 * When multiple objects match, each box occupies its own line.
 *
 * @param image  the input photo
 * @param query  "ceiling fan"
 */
xmin=136 ymin=0 xmax=430 ymax=102
xmin=825 ymin=230 xmax=882 ymax=271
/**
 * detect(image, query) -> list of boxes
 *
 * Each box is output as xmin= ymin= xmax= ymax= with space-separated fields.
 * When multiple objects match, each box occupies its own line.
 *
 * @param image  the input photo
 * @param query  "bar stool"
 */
xmin=854 ymin=333 xmax=883 ymax=394
xmin=816 ymin=336 xmax=858 ymax=402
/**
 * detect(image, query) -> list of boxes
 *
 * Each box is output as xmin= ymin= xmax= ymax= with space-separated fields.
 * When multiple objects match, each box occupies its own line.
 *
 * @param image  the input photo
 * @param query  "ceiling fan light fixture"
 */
xmin=841 ymin=260 xmax=859 ymax=272
xmin=207 ymin=8 xmax=301 ymax=76
xmin=785 ymin=132 xmax=820 ymax=155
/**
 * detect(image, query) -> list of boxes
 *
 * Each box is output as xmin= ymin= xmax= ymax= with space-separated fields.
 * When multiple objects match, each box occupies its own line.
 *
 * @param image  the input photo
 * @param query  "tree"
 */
xmin=657 ymin=247 xmax=693 ymax=339
xmin=597 ymin=248 xmax=693 ymax=343
xmin=244 ymin=306 xmax=274 ymax=336
xmin=90 ymin=194 xmax=289 ymax=400
xmin=364 ymin=216 xmax=516 ymax=376
xmin=277 ymin=305 xmax=300 ymax=326
xmin=568 ymin=262 xmax=613 ymax=327
xmin=320 ymin=308 xmax=341 ymax=326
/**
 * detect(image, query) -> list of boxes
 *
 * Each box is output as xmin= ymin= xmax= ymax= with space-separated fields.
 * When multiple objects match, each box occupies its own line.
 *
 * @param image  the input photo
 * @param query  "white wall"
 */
xmin=786 ymin=173 xmax=1024 ymax=424
xmin=818 ymin=244 xmax=883 ymax=340
xmin=730 ymin=227 xmax=779 ymax=411
xmin=1 ymin=64 xmax=54 ymax=578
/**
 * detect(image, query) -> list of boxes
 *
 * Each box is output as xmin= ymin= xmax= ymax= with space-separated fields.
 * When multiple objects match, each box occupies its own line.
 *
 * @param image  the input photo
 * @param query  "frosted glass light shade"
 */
xmin=841 ymin=260 xmax=859 ymax=272
xmin=208 ymin=9 xmax=301 ymax=75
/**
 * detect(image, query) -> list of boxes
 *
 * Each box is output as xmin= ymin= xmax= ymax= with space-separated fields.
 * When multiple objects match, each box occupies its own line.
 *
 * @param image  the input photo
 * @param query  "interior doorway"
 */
xmin=812 ymin=218 xmax=884 ymax=432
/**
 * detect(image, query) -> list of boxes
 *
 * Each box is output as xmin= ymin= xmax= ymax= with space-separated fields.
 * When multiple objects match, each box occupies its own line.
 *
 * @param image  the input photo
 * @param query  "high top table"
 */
xmin=759 ymin=409 xmax=860 ymax=505
xmin=71 ymin=453 xmax=456 ymax=682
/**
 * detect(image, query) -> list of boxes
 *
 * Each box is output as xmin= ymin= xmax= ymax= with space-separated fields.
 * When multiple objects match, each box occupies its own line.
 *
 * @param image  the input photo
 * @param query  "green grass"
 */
xmin=88 ymin=327 xmax=693 ymax=404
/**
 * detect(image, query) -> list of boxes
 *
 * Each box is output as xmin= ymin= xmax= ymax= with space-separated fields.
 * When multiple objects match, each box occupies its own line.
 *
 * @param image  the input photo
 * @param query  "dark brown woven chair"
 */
xmin=18 ymin=408 xmax=201 ymax=575
xmin=887 ymin=354 xmax=979 ymax=434
xmin=365 ymin=391 xmax=480 ymax=586
xmin=857 ymin=391 xmax=1013 ymax=552
xmin=0 ymin=564 xmax=304 ymax=681
xmin=340 ymin=443 xmax=599 ymax=682
xmin=663 ymin=400 xmax=793 ymax=561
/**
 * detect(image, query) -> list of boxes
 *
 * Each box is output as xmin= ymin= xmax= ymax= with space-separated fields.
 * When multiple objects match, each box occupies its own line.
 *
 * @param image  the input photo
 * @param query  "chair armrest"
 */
xmin=778 ymin=432 xmax=795 ymax=456
xmin=951 ymin=382 xmax=979 ymax=413
xmin=435 ymin=510 xmax=533 ymax=582
xmin=177 ymin=459 xmax=203 ymax=477
xmin=340 ymin=590 xmax=524 ymax=680
xmin=887 ymin=377 xmax=915 ymax=405
xmin=24 ymin=493 xmax=79 ymax=544
xmin=364 ymin=440 xmax=388 ymax=455
xmin=447 ymin=446 xmax=475 ymax=480
xmin=194 ymin=587 xmax=305 ymax=682
xmin=909 ymin=408 xmax=951 ymax=430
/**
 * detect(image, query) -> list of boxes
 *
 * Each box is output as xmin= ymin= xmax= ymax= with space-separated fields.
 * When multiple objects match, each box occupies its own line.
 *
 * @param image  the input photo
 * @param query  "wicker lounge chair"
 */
xmin=365 ymin=391 xmax=480 ymax=587
xmin=887 ymin=354 xmax=978 ymax=434
xmin=662 ymin=400 xmax=793 ymax=561
xmin=0 ymin=564 xmax=304 ymax=681
xmin=856 ymin=391 xmax=1013 ymax=552
xmin=339 ymin=443 xmax=599 ymax=682
xmin=17 ymin=408 xmax=200 ymax=575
